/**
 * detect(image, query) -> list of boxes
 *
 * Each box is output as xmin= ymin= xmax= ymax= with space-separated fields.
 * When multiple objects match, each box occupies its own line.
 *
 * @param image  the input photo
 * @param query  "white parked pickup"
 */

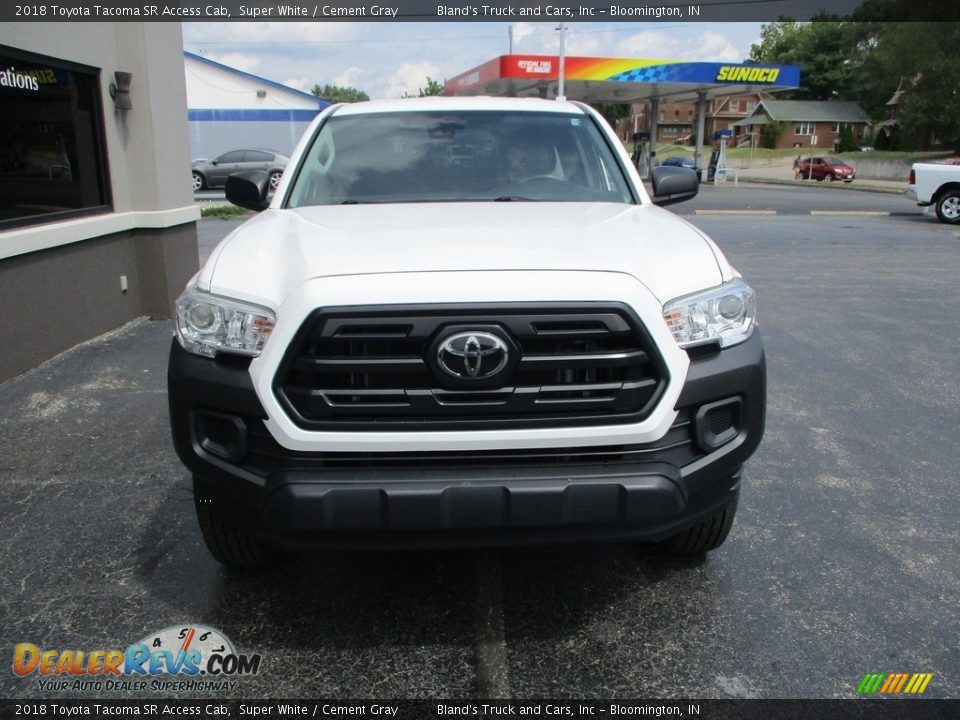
xmin=906 ymin=162 xmax=960 ymax=224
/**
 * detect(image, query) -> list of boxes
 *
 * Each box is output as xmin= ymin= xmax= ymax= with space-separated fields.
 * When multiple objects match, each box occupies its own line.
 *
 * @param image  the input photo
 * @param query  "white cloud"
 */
xmin=510 ymin=22 xmax=545 ymax=49
xmin=183 ymin=21 xmax=364 ymax=47
xmin=205 ymin=52 xmax=262 ymax=73
xmin=696 ymin=31 xmax=743 ymax=62
xmin=508 ymin=22 xmax=601 ymax=55
xmin=616 ymin=29 xmax=744 ymax=62
xmin=333 ymin=66 xmax=368 ymax=89
xmin=384 ymin=60 xmax=443 ymax=99
xmin=281 ymin=77 xmax=312 ymax=92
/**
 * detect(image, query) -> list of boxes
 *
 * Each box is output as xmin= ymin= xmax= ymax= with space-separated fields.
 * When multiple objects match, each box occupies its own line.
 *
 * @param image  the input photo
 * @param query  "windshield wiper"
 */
xmin=493 ymin=196 xmax=538 ymax=202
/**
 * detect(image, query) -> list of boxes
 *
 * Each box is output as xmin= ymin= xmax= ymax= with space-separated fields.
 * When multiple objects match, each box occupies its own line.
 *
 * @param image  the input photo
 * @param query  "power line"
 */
xmin=181 ymin=22 xmax=719 ymax=47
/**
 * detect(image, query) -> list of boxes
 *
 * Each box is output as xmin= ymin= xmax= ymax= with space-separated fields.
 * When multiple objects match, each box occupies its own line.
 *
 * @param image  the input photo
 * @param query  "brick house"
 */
xmin=615 ymin=93 xmax=772 ymax=145
xmin=734 ymin=99 xmax=872 ymax=149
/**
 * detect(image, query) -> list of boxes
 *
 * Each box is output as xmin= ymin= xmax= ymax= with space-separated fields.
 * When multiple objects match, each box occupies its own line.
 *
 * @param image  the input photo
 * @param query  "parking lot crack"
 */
xmin=473 ymin=550 xmax=510 ymax=699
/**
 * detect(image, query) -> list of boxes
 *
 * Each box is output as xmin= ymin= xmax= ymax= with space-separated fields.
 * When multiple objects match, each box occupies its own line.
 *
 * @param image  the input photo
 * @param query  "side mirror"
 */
xmin=650 ymin=165 xmax=699 ymax=206
xmin=225 ymin=171 xmax=271 ymax=212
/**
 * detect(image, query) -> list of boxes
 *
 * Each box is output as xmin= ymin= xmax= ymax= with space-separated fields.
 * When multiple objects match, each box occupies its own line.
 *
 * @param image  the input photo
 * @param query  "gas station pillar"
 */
xmin=694 ymin=91 xmax=707 ymax=181
xmin=649 ymin=97 xmax=659 ymax=164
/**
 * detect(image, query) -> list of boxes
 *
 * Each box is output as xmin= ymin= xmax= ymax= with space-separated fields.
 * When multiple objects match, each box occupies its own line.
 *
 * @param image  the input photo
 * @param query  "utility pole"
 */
xmin=508 ymin=25 xmax=513 ymax=54
xmin=556 ymin=22 xmax=566 ymax=101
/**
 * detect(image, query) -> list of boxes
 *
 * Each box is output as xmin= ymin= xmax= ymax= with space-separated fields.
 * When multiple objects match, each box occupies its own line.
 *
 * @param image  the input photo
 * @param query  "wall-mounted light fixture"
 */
xmin=109 ymin=71 xmax=132 ymax=110
xmin=256 ymin=89 xmax=267 ymax=98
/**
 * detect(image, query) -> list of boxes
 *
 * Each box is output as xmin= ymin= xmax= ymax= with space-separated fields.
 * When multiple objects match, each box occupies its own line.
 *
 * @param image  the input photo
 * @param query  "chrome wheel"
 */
xmin=192 ymin=172 xmax=204 ymax=191
xmin=269 ymin=171 xmax=282 ymax=190
xmin=936 ymin=192 xmax=960 ymax=224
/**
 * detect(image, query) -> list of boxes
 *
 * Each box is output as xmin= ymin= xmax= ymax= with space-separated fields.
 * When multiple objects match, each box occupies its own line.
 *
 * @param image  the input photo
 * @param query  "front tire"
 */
xmin=194 ymin=476 xmax=277 ymax=568
xmin=823 ymin=173 xmax=834 ymax=182
xmin=268 ymin=171 xmax=283 ymax=191
xmin=935 ymin=190 xmax=960 ymax=224
xmin=658 ymin=499 xmax=738 ymax=555
xmin=192 ymin=172 xmax=205 ymax=191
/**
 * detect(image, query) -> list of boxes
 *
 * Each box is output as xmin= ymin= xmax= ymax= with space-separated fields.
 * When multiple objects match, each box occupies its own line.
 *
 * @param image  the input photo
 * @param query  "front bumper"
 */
xmin=168 ymin=332 xmax=765 ymax=549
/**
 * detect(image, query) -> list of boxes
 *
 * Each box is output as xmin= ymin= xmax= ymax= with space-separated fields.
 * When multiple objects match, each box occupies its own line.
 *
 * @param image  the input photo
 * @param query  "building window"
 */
xmin=794 ymin=122 xmax=815 ymax=135
xmin=746 ymin=100 xmax=756 ymax=112
xmin=831 ymin=123 xmax=841 ymax=133
xmin=729 ymin=99 xmax=740 ymax=111
xmin=0 ymin=45 xmax=110 ymax=230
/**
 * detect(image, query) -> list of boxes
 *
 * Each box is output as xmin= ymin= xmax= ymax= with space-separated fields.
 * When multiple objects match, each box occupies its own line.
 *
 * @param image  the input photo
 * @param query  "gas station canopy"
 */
xmin=445 ymin=55 xmax=801 ymax=103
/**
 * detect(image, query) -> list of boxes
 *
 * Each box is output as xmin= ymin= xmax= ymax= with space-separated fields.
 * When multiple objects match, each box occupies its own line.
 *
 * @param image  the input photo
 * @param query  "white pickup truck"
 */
xmin=168 ymin=97 xmax=766 ymax=567
xmin=906 ymin=162 xmax=960 ymax=224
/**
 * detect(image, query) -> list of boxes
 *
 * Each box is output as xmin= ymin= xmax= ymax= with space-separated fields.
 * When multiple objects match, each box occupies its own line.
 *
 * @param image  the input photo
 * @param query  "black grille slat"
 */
xmin=274 ymin=304 xmax=668 ymax=431
xmin=243 ymin=410 xmax=700 ymax=477
xmin=332 ymin=323 xmax=413 ymax=338
xmin=293 ymin=357 xmax=425 ymax=372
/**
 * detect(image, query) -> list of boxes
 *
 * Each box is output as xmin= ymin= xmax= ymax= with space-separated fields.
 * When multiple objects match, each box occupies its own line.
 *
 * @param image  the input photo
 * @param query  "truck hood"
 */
xmin=201 ymin=202 xmax=727 ymax=308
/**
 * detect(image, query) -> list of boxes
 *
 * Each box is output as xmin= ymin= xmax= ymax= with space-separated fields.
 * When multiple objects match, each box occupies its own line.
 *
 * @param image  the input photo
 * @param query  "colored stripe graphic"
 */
xmin=857 ymin=672 xmax=932 ymax=694
xmin=857 ymin=673 xmax=885 ymax=693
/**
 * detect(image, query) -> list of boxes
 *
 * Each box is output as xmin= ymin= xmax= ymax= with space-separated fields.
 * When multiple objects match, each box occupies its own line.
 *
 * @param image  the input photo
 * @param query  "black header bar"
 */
xmin=3 ymin=0 xmax=879 ymax=23
xmin=1 ymin=699 xmax=958 ymax=720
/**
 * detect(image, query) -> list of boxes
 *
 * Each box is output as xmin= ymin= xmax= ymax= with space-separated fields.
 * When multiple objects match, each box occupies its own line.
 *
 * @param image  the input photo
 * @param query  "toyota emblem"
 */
xmin=436 ymin=331 xmax=509 ymax=380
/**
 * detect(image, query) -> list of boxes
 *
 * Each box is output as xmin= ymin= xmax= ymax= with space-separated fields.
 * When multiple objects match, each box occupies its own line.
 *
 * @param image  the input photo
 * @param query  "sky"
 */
xmin=181 ymin=22 xmax=767 ymax=100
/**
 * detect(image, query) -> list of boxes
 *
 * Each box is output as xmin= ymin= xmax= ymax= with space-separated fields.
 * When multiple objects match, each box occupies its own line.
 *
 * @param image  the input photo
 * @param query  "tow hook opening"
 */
xmin=694 ymin=397 xmax=742 ymax=451
xmin=195 ymin=409 xmax=248 ymax=463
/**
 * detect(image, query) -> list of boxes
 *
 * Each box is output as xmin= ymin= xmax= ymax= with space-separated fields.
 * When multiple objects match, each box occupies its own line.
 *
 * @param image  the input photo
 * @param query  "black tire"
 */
xmin=935 ymin=190 xmax=960 ymax=224
xmin=194 ymin=476 xmax=276 ymax=568
xmin=192 ymin=171 xmax=205 ymax=191
xmin=268 ymin=171 xmax=283 ymax=191
xmin=823 ymin=173 xmax=834 ymax=183
xmin=658 ymin=499 xmax=738 ymax=555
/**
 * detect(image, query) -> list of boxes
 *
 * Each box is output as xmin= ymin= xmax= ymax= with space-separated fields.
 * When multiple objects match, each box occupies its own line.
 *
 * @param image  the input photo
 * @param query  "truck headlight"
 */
xmin=175 ymin=287 xmax=275 ymax=358
xmin=662 ymin=279 xmax=756 ymax=349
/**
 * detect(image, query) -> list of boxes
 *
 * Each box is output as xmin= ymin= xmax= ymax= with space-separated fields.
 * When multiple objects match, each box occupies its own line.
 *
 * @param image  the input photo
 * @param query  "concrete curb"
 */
xmin=738 ymin=177 xmax=906 ymax=195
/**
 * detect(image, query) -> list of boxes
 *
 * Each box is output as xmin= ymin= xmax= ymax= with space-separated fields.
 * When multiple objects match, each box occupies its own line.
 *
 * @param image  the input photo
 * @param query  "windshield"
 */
xmin=286 ymin=110 xmax=634 ymax=206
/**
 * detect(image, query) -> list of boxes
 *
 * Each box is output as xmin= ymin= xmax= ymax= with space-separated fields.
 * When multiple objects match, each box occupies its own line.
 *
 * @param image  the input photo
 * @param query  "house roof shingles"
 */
xmin=750 ymin=99 xmax=872 ymax=123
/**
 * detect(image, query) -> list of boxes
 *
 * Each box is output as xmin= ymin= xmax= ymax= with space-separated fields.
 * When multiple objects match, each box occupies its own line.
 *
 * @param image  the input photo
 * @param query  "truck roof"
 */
xmin=333 ymin=96 xmax=588 ymax=116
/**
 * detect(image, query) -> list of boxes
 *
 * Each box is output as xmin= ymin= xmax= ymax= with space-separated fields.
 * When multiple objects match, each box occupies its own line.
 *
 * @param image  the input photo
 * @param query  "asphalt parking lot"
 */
xmin=1 ymin=194 xmax=958 ymax=700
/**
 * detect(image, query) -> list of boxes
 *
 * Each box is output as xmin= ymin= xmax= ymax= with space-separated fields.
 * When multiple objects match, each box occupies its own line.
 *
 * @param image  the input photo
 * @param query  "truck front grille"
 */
xmin=274 ymin=304 xmax=668 ymax=431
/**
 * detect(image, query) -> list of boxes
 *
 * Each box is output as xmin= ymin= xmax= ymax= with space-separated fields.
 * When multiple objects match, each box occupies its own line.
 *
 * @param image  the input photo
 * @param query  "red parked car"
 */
xmin=799 ymin=156 xmax=856 ymax=182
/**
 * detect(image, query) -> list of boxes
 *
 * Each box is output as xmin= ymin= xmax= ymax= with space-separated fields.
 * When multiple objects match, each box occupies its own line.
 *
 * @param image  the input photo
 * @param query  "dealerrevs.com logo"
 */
xmin=12 ymin=625 xmax=261 ymax=693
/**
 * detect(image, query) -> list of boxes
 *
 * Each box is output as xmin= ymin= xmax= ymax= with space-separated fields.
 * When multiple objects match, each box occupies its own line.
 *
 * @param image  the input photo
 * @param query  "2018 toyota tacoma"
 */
xmin=168 ymin=97 xmax=766 ymax=567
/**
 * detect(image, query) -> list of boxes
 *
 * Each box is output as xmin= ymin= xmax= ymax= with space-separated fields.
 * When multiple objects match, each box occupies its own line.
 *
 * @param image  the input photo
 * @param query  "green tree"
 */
xmin=750 ymin=19 xmax=960 ymax=150
xmin=402 ymin=78 xmax=447 ymax=98
xmin=311 ymin=84 xmax=369 ymax=103
xmin=749 ymin=20 xmax=863 ymax=102
xmin=587 ymin=102 xmax=631 ymax=131
xmin=417 ymin=77 xmax=445 ymax=97
xmin=837 ymin=123 xmax=858 ymax=152
xmin=761 ymin=120 xmax=788 ymax=149
xmin=862 ymin=22 xmax=960 ymax=150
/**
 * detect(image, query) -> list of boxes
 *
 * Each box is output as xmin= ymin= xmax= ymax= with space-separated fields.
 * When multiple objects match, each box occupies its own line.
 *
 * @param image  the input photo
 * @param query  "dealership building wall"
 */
xmin=0 ymin=24 xmax=199 ymax=384
xmin=184 ymin=52 xmax=327 ymax=161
